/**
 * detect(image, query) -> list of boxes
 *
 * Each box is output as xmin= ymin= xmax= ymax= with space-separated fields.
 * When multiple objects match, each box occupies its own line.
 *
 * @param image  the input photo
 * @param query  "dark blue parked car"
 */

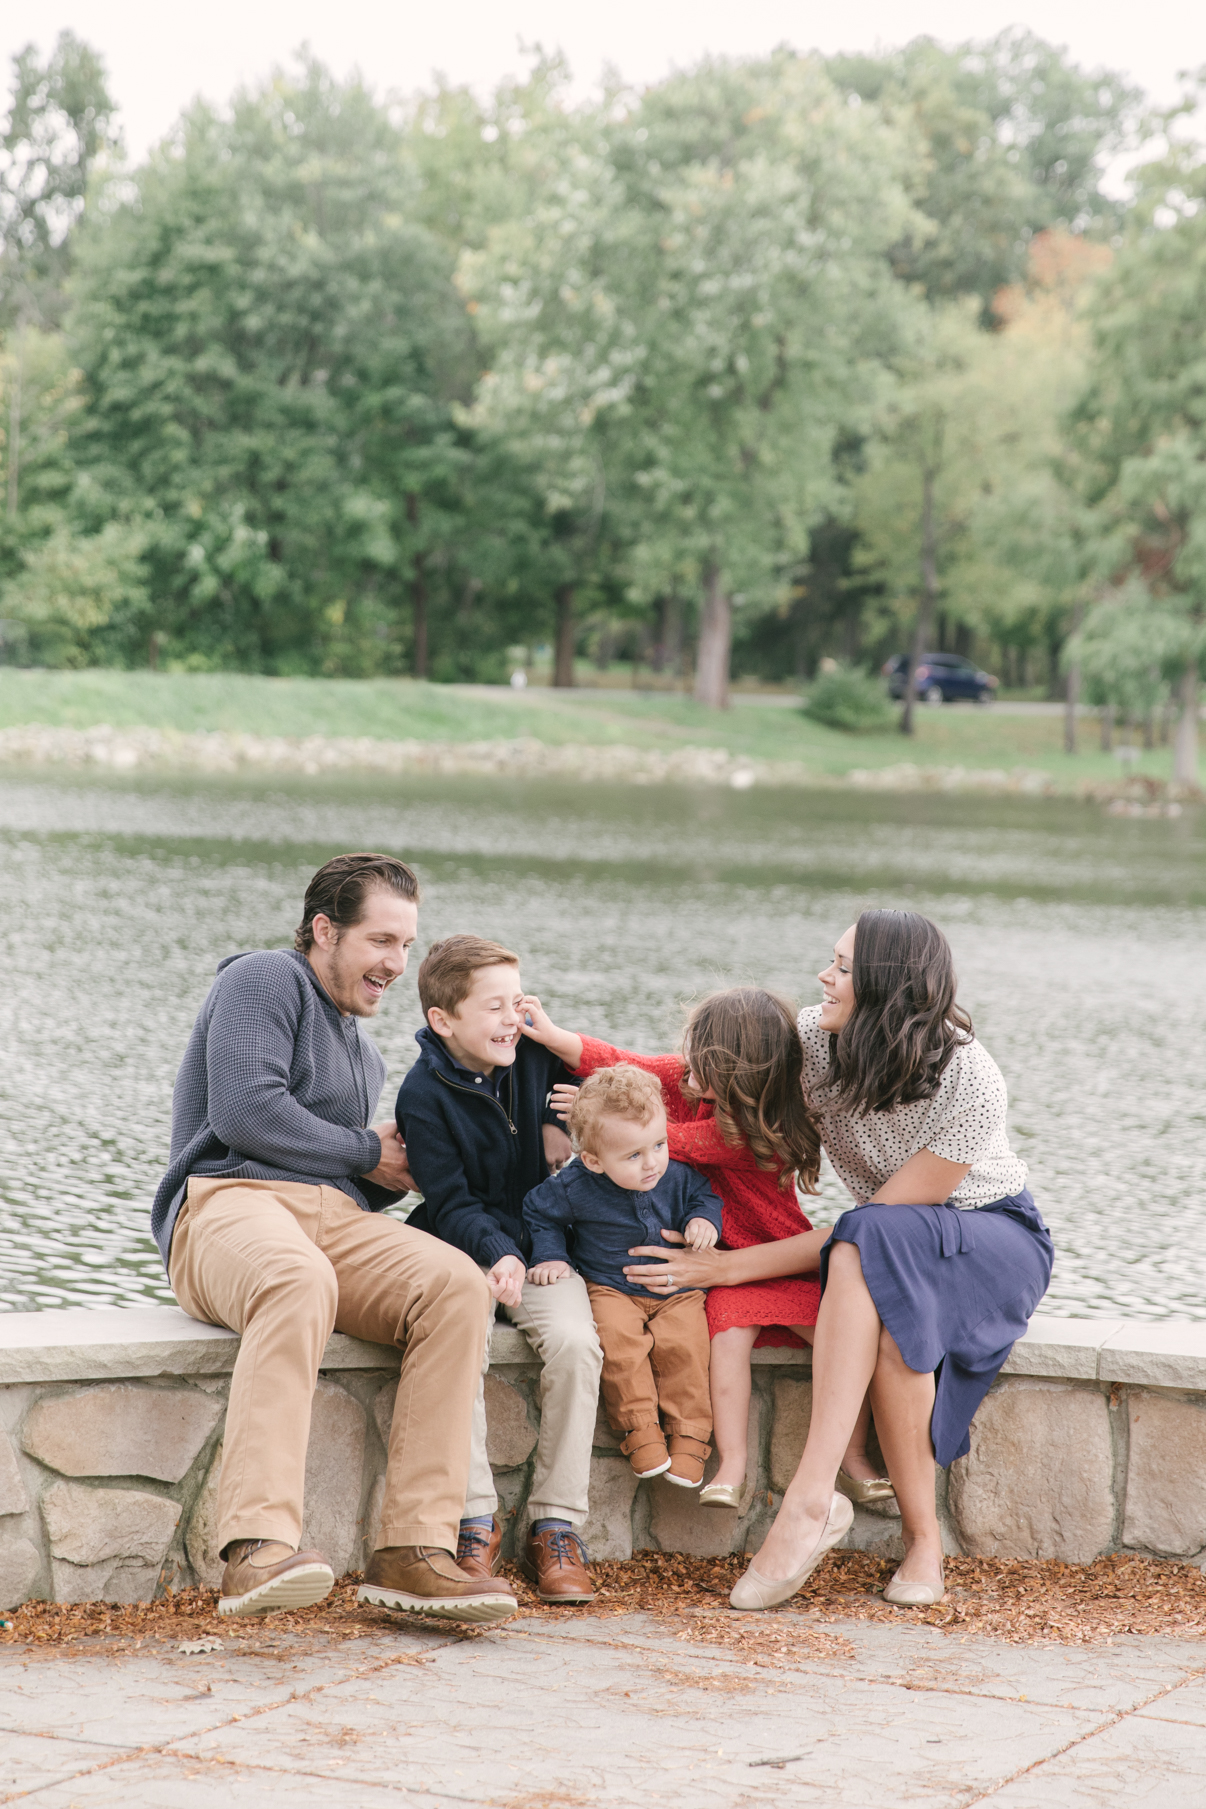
xmin=883 ymin=652 xmax=998 ymax=704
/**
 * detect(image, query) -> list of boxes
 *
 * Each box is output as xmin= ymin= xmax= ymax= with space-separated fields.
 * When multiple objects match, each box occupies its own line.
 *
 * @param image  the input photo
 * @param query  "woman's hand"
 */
xmin=623 ymin=1229 xmax=732 ymax=1293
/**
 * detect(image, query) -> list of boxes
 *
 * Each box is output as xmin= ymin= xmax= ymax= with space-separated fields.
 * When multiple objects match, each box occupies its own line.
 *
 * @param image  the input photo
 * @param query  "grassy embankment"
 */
xmin=0 ymin=667 xmax=1175 ymax=792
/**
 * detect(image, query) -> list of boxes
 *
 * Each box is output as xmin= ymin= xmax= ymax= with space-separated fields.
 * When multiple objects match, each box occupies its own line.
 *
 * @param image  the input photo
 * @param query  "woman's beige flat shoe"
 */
xmin=883 ymin=1571 xmax=945 ymax=1607
xmin=836 ymin=1467 xmax=897 ymax=1506
xmin=729 ymin=1491 xmax=854 ymax=1611
xmin=699 ymin=1483 xmax=742 ymax=1509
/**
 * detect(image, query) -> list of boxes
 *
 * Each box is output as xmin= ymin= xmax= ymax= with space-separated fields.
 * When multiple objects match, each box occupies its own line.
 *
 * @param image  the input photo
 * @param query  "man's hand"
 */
xmin=361 ymin=1124 xmax=416 ymax=1193
xmin=542 ymin=1123 xmax=573 ymax=1173
xmin=684 ymin=1217 xmax=719 ymax=1250
xmin=486 ymin=1253 xmax=527 ymax=1308
xmin=527 ymin=1260 xmax=573 ymax=1286
xmin=518 ymin=997 xmax=583 ymax=1069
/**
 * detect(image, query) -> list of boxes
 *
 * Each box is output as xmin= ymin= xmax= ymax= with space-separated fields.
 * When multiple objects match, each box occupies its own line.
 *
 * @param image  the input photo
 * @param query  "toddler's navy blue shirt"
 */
xmin=523 ymin=1158 xmax=722 ymax=1295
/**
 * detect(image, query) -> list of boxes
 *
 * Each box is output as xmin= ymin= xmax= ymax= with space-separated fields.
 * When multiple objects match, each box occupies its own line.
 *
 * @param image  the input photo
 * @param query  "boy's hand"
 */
xmin=684 ymin=1217 xmax=719 ymax=1250
xmin=486 ymin=1254 xmax=527 ymax=1307
xmin=527 ymin=1260 xmax=573 ymax=1286
xmin=542 ymin=1123 xmax=573 ymax=1173
xmin=518 ymin=998 xmax=583 ymax=1069
xmin=549 ymin=1082 xmax=578 ymax=1122
xmin=362 ymin=1125 xmax=416 ymax=1193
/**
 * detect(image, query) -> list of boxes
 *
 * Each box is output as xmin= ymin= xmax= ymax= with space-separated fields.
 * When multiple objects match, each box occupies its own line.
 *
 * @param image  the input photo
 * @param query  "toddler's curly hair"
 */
xmin=567 ymin=1064 xmax=665 ymax=1157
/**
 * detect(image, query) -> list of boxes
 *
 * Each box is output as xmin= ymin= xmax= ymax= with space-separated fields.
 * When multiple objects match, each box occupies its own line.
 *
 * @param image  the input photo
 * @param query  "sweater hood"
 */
xmin=217 ymin=948 xmax=339 ymax=1011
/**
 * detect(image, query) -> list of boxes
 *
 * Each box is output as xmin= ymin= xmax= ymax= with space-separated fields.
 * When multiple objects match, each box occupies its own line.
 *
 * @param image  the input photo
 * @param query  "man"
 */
xmin=154 ymin=851 xmax=516 ymax=1623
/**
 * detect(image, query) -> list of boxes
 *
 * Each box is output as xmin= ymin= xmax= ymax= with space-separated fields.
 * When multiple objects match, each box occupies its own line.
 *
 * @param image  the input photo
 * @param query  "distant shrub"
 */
xmin=802 ymin=664 xmax=895 ymax=733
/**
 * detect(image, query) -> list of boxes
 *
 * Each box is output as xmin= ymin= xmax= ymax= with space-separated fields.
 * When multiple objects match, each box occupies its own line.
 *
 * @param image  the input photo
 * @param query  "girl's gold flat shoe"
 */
xmin=883 ymin=1571 xmax=945 ymax=1607
xmin=699 ymin=1482 xmax=742 ymax=1509
xmin=729 ymin=1492 xmax=854 ymax=1611
xmin=836 ymin=1467 xmax=897 ymax=1506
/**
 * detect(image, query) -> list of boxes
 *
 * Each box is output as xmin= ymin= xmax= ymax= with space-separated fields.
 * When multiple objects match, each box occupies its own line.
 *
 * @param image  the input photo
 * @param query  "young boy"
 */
xmin=523 ymin=1065 xmax=723 ymax=1487
xmin=395 ymin=936 xmax=602 ymax=1603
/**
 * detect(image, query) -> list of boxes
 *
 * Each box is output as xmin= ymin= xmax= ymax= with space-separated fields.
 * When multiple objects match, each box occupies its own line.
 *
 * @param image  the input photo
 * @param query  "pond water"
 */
xmin=1 ymin=766 xmax=1203 ymax=1322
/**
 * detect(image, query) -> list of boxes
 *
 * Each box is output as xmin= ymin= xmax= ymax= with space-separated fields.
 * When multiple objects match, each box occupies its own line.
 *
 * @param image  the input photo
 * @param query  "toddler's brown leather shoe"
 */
xmin=621 ymin=1427 xmax=671 ymax=1479
xmin=665 ymin=1434 xmax=711 ymax=1488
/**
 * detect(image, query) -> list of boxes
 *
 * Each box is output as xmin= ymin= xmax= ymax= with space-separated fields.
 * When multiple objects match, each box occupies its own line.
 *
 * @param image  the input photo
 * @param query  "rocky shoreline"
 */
xmin=0 ymin=721 xmax=1190 ymax=809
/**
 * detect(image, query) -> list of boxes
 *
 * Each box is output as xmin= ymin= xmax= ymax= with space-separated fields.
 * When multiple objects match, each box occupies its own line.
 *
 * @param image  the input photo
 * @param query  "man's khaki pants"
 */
xmin=465 ymin=1269 xmax=603 ymax=1527
xmin=170 ymin=1178 xmax=492 ymax=1556
xmin=586 ymin=1285 xmax=712 ymax=1441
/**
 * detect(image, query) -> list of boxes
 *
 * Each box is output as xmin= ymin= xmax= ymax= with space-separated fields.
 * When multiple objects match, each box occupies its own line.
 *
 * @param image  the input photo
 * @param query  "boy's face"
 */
xmin=581 ymin=1105 xmax=670 ymax=1192
xmin=428 ymin=962 xmax=524 ymax=1074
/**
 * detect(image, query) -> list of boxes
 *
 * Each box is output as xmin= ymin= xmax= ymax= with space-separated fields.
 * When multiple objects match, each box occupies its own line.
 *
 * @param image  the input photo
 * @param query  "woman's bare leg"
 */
xmin=709 ymin=1326 xmax=760 ymax=1487
xmin=752 ymin=1243 xmax=880 ymax=1580
xmin=788 ymin=1326 xmax=875 ymax=1480
xmin=868 ymin=1327 xmax=943 ymax=1586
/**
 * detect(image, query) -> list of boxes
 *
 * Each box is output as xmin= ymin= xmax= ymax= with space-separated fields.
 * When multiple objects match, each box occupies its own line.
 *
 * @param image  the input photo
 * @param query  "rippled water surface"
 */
xmin=1 ymin=766 xmax=1203 ymax=1320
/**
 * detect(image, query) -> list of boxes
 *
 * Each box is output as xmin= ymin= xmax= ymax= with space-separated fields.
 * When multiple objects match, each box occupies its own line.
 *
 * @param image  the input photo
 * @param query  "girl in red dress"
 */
xmin=524 ymin=987 xmax=879 ymax=1504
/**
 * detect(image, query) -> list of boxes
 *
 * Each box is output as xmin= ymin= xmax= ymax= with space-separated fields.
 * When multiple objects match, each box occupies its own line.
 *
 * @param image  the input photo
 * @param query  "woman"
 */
xmin=624 ymin=908 xmax=1053 ymax=1610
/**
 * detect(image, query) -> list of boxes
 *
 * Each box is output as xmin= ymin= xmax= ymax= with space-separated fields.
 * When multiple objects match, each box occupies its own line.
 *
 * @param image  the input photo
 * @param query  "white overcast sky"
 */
xmin=3 ymin=0 xmax=1204 ymax=162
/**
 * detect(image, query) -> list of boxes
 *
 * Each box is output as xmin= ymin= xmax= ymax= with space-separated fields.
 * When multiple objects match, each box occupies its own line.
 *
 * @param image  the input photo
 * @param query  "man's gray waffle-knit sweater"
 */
xmin=152 ymin=948 xmax=391 ymax=1266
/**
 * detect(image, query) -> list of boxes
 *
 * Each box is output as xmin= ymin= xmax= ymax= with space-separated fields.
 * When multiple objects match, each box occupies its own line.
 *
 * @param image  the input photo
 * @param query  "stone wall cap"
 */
xmin=1002 ymin=1314 xmax=1127 ymax=1380
xmin=1098 ymin=1320 xmax=1206 ymax=1390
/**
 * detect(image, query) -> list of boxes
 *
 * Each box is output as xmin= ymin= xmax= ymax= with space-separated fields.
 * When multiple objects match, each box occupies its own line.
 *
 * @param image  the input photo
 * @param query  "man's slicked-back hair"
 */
xmin=294 ymin=853 xmax=420 ymax=954
xmin=418 ymin=935 xmax=520 ymax=1020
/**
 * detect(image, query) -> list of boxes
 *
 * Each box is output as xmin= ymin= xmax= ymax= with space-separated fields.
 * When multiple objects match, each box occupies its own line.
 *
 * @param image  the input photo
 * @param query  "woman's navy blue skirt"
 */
xmin=820 ymin=1190 xmax=1053 ymax=1467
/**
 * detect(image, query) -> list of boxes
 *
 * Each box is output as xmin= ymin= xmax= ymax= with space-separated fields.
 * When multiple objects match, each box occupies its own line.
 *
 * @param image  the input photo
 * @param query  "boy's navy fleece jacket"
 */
xmin=396 ymin=1026 xmax=576 ymax=1267
xmin=523 ymin=1159 xmax=723 ymax=1295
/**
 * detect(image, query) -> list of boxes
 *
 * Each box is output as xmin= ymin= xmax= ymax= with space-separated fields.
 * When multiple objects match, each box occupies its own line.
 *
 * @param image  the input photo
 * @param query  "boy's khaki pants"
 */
xmin=169 ymin=1178 xmax=492 ymax=1556
xmin=465 ymin=1269 xmax=603 ymax=1527
xmin=586 ymin=1285 xmax=712 ymax=1440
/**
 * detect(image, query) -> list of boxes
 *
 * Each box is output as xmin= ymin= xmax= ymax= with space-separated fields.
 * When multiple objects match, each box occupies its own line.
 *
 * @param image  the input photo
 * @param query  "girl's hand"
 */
xmin=549 ymin=1082 xmax=579 ymax=1122
xmin=518 ymin=999 xmax=583 ymax=1069
xmin=527 ymin=1260 xmax=573 ymax=1286
xmin=486 ymin=1253 xmax=527 ymax=1307
xmin=684 ymin=1217 xmax=719 ymax=1250
xmin=623 ymin=1231 xmax=729 ymax=1293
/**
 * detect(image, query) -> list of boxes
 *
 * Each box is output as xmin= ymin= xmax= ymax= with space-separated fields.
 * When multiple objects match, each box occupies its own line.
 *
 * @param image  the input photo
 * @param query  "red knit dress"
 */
xmin=574 ymin=1036 xmax=821 ymax=1349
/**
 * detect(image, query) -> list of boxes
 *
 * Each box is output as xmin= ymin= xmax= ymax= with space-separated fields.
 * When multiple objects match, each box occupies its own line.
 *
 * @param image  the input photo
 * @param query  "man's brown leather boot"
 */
xmin=358 ymin=1546 xmax=518 ymax=1624
xmin=218 ymin=1540 xmax=335 ymax=1618
xmin=521 ymin=1525 xmax=594 ymax=1604
xmin=456 ymin=1516 xmax=503 ymax=1579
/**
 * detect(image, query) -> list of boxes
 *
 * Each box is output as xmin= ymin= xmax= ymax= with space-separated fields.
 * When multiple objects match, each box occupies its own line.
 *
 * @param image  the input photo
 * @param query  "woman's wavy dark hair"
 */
xmin=823 ymin=910 xmax=973 ymax=1115
xmin=681 ymin=987 xmax=821 ymax=1193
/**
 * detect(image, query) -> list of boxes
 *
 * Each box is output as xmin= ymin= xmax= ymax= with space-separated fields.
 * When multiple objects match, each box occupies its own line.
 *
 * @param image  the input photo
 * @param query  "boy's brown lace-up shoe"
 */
xmin=218 ymin=1540 xmax=335 ymax=1618
xmin=520 ymin=1525 xmax=595 ymax=1603
xmin=456 ymin=1516 xmax=503 ymax=1579
xmin=665 ymin=1434 xmax=712 ymax=1488
xmin=357 ymin=1546 xmax=518 ymax=1624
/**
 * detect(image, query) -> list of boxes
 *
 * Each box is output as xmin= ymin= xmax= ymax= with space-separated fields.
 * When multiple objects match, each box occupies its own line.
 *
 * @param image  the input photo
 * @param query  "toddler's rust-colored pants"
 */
xmin=586 ymin=1284 xmax=712 ymax=1440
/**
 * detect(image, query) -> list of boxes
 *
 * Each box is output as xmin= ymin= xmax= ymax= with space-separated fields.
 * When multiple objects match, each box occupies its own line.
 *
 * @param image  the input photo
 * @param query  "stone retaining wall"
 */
xmin=2 ymin=1307 xmax=1205 ymax=1607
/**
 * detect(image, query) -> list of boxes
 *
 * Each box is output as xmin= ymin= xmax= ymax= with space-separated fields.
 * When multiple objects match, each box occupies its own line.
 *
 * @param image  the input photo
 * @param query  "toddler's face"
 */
xmin=581 ymin=1105 xmax=670 ymax=1192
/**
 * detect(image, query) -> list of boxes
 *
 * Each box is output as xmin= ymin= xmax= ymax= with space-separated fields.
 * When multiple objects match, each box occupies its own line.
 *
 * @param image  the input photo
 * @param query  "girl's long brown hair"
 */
xmin=682 ymin=988 xmax=821 ymax=1193
xmin=823 ymin=909 xmax=973 ymax=1114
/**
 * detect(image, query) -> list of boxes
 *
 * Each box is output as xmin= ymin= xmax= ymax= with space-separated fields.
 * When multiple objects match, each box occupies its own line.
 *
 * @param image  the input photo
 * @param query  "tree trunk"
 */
xmin=1099 ymin=703 xmax=1113 ymax=752
xmin=553 ymin=584 xmax=575 ymax=687
xmin=5 ymin=338 xmax=21 ymax=518
xmin=1173 ymin=663 xmax=1199 ymax=788
xmin=411 ymin=552 xmax=428 ymax=679
xmin=406 ymin=493 xmax=428 ymax=679
xmin=900 ymin=464 xmax=939 ymax=738
xmin=693 ymin=562 xmax=732 ymax=708
xmin=1064 ymin=601 xmax=1083 ymax=756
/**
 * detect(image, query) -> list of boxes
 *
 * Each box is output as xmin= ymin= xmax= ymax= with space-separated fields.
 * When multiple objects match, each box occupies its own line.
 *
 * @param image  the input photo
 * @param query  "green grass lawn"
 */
xmin=0 ymin=667 xmax=1172 ymax=791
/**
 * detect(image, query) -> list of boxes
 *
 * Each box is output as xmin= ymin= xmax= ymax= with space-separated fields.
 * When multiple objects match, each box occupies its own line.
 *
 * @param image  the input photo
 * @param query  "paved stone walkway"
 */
xmin=2 ymin=1611 xmax=1204 ymax=1807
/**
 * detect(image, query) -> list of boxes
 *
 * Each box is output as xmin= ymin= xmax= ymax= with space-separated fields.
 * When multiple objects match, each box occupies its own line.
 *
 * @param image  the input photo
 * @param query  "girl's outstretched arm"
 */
xmin=570 ymin=1036 xmax=696 ymax=1122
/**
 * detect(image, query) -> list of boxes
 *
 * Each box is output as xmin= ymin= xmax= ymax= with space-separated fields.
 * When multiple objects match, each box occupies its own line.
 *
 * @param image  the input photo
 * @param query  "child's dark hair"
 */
xmin=682 ymin=988 xmax=820 ymax=1193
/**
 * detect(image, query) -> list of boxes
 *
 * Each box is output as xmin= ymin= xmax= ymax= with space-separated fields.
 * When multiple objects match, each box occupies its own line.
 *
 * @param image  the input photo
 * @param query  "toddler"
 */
xmin=523 ymin=1065 xmax=723 ymax=1486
